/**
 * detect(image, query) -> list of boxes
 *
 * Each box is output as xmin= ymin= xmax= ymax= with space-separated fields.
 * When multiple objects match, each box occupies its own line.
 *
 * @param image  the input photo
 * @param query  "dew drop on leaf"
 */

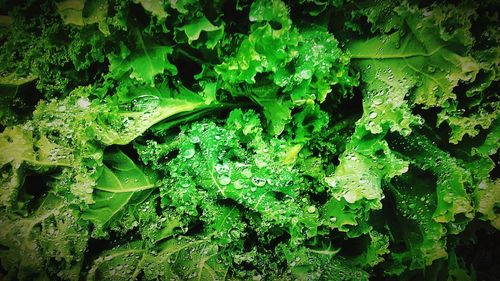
xmin=182 ymin=148 xmax=195 ymax=159
xmin=252 ymin=177 xmax=266 ymax=187
xmin=307 ymin=205 xmax=316 ymax=213
xmin=219 ymin=176 xmax=231 ymax=185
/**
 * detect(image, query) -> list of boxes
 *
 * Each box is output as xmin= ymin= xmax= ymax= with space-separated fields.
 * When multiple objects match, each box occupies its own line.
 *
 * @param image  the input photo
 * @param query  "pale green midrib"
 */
xmin=349 ymin=45 xmax=445 ymax=60
xmin=136 ymin=31 xmax=155 ymax=75
xmin=104 ymin=101 xmax=208 ymax=145
xmin=95 ymin=183 xmax=158 ymax=193
xmin=23 ymin=158 xmax=73 ymax=168
xmin=95 ymin=164 xmax=157 ymax=192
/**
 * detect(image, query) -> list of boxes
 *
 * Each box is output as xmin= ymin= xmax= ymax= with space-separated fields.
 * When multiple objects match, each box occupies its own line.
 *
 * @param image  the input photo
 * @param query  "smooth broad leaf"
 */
xmin=92 ymin=83 xmax=216 ymax=145
xmin=56 ymin=0 xmax=110 ymax=35
xmin=86 ymin=238 xmax=228 ymax=281
xmin=95 ymin=148 xmax=158 ymax=193
xmin=82 ymin=148 xmax=158 ymax=234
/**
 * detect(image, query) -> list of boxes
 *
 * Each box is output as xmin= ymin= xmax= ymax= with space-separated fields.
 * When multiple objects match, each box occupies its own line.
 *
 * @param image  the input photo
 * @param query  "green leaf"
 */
xmin=168 ymin=0 xmax=198 ymax=14
xmin=280 ymin=246 xmax=369 ymax=281
xmin=108 ymin=36 xmax=177 ymax=85
xmin=133 ymin=0 xmax=168 ymax=19
xmin=348 ymin=3 xmax=496 ymax=143
xmin=391 ymin=132 xmax=474 ymax=225
xmin=474 ymin=179 xmax=500 ymax=229
xmin=92 ymin=83 xmax=216 ymax=145
xmin=441 ymin=107 xmax=499 ymax=144
xmin=176 ymin=16 xmax=224 ymax=49
xmin=0 ymin=193 xmax=89 ymax=281
xmin=216 ymin=1 xmax=356 ymax=135
xmin=202 ymin=203 xmax=245 ymax=246
xmin=0 ymin=126 xmax=73 ymax=208
xmin=249 ymin=0 xmax=291 ymax=29
xmin=56 ymin=0 xmax=110 ymax=35
xmin=137 ymin=109 xmax=320 ymax=244
xmin=385 ymin=170 xmax=448 ymax=271
xmin=82 ymin=148 xmax=158 ymax=234
xmin=86 ymin=238 xmax=228 ymax=281
xmin=472 ymin=119 xmax=500 ymax=157
xmin=0 ymin=73 xmax=37 ymax=126
xmin=95 ymin=148 xmax=158 ymax=193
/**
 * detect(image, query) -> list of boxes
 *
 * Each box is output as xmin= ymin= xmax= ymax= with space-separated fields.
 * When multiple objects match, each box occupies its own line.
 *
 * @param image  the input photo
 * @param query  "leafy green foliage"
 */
xmin=0 ymin=193 xmax=89 ymax=281
xmin=82 ymin=148 xmax=158 ymax=236
xmin=86 ymin=238 xmax=228 ymax=281
xmin=215 ymin=0 xmax=357 ymax=135
xmin=0 ymin=0 xmax=498 ymax=280
xmin=107 ymin=37 xmax=177 ymax=85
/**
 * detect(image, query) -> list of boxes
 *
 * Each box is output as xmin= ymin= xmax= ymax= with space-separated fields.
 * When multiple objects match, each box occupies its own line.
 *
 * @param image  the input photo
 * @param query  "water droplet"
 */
xmin=182 ymin=148 xmax=195 ymax=159
xmin=478 ymin=181 xmax=487 ymax=189
xmin=219 ymin=176 xmax=231 ymax=186
xmin=77 ymin=98 xmax=90 ymax=108
xmin=252 ymin=177 xmax=266 ymax=187
xmin=242 ymin=168 xmax=252 ymax=178
xmin=307 ymin=205 xmax=316 ymax=213
xmin=298 ymin=69 xmax=312 ymax=80
xmin=369 ymin=112 xmax=378 ymax=119
xmin=233 ymin=179 xmax=244 ymax=189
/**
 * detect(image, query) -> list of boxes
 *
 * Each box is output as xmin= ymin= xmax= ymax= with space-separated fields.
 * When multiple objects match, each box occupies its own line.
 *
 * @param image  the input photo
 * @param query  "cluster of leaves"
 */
xmin=0 ymin=0 xmax=498 ymax=280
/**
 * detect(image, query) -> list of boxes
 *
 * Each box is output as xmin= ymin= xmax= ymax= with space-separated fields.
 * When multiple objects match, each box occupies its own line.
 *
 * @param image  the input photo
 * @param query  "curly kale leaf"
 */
xmin=136 ymin=109 xmax=320 ymax=246
xmin=215 ymin=0 xmax=357 ymax=135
